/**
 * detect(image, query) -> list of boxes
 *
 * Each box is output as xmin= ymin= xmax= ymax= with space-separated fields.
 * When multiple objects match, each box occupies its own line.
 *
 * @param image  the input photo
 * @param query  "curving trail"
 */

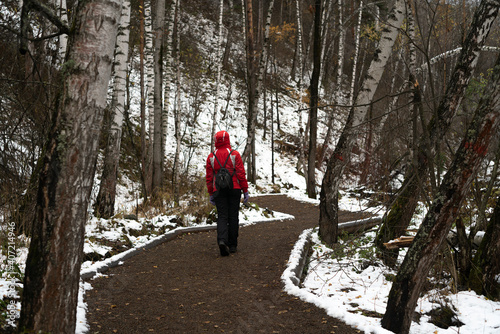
xmin=85 ymin=195 xmax=364 ymax=333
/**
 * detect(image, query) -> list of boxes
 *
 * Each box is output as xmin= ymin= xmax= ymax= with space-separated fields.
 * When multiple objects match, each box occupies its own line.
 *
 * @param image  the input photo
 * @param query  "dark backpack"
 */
xmin=213 ymin=150 xmax=235 ymax=192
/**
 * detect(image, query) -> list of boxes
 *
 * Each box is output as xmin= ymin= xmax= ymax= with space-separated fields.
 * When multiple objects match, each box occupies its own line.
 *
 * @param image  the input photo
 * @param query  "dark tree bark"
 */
xmin=139 ymin=0 xmax=148 ymax=200
xmin=307 ymin=0 xmax=321 ymax=199
xmin=18 ymin=0 xmax=122 ymax=331
xmin=375 ymin=0 xmax=500 ymax=266
xmin=382 ymin=51 xmax=500 ymax=334
xmin=242 ymin=0 xmax=274 ymax=184
xmin=243 ymin=0 xmax=257 ymax=183
xmin=455 ymin=217 xmax=472 ymax=285
xmin=469 ymin=195 xmax=500 ymax=299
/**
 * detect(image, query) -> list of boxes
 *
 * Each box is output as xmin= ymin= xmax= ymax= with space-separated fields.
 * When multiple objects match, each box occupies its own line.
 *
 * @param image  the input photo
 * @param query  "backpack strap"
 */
xmin=213 ymin=149 xmax=235 ymax=173
xmin=226 ymin=150 xmax=236 ymax=176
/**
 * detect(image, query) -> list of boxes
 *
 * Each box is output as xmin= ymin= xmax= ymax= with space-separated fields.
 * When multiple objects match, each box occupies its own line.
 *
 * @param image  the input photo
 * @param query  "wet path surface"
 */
xmin=85 ymin=195 xmax=363 ymax=333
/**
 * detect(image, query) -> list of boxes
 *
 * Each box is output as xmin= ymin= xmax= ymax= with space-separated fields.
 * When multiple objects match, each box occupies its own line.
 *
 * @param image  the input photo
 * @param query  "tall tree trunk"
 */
xmin=243 ymin=0 xmax=256 ymax=181
xmin=375 ymin=0 xmax=500 ymax=265
xmin=151 ymin=0 xmax=166 ymax=194
xmin=320 ymin=0 xmax=345 ymax=165
xmin=163 ymin=0 xmax=176 ymax=169
xmin=18 ymin=0 xmax=122 ymax=331
xmin=95 ymin=0 xmax=132 ymax=218
xmin=139 ymin=0 xmax=148 ymax=200
xmin=318 ymin=0 xmax=333 ymax=87
xmin=145 ymin=0 xmax=154 ymax=195
xmin=349 ymin=0 xmax=363 ymax=106
xmin=382 ymin=50 xmax=500 ymax=334
xmin=242 ymin=0 xmax=275 ymax=183
xmin=173 ymin=0 xmax=182 ymax=205
xmin=307 ymin=0 xmax=322 ymax=199
xmin=319 ymin=0 xmax=406 ymax=246
xmin=290 ymin=0 xmax=302 ymax=81
xmin=294 ymin=0 xmax=308 ymax=185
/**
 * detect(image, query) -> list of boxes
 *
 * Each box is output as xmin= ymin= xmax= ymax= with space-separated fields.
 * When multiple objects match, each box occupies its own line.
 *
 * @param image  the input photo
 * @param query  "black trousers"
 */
xmin=214 ymin=189 xmax=241 ymax=247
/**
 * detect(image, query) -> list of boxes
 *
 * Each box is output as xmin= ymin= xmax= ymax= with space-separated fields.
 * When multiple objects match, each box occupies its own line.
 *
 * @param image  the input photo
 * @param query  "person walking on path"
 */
xmin=206 ymin=130 xmax=249 ymax=256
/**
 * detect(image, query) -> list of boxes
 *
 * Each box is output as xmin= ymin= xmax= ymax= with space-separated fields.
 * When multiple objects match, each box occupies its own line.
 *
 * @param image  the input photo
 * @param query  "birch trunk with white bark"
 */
xmin=318 ymin=0 xmax=333 ymax=87
xmin=319 ymin=0 xmax=406 ymax=245
xmin=145 ymin=0 xmax=154 ymax=194
xmin=295 ymin=0 xmax=308 ymax=184
xmin=139 ymin=0 xmax=147 ymax=198
xmin=173 ymin=0 xmax=182 ymax=205
xmin=95 ymin=0 xmax=131 ymax=218
xmin=321 ymin=0 xmax=345 ymax=164
xmin=349 ymin=0 xmax=363 ymax=106
xmin=151 ymin=0 xmax=166 ymax=194
xmin=19 ymin=0 xmax=122 ymax=331
xmin=163 ymin=0 xmax=177 ymax=166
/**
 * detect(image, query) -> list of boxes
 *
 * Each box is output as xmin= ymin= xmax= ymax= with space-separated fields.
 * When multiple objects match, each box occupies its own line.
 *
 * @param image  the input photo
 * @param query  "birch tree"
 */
xmin=139 ymin=0 xmax=148 ymax=199
xmin=382 ymin=50 xmax=500 ymax=334
xmin=295 ymin=0 xmax=309 ymax=185
xmin=145 ymin=0 xmax=155 ymax=195
xmin=163 ymin=0 xmax=176 ymax=169
xmin=18 ymin=0 xmax=122 ymax=330
xmin=172 ymin=0 xmax=182 ymax=205
xmin=95 ymin=0 xmax=132 ymax=218
xmin=320 ymin=0 xmax=345 ymax=164
xmin=375 ymin=0 xmax=500 ymax=266
xmin=349 ymin=0 xmax=364 ymax=106
xmin=318 ymin=0 xmax=333 ymax=87
xmin=151 ymin=0 xmax=166 ymax=194
xmin=318 ymin=0 xmax=406 ymax=245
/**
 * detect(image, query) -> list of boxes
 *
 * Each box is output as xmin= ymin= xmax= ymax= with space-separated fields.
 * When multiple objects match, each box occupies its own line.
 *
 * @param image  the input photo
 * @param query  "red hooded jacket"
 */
xmin=206 ymin=131 xmax=248 ymax=196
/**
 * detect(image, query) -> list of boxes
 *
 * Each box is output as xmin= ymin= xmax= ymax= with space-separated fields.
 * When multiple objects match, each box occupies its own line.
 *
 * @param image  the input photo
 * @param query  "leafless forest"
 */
xmin=1 ymin=0 xmax=500 ymax=332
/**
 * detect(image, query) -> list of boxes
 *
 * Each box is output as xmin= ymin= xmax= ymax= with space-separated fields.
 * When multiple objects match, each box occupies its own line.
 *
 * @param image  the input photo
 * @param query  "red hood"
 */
xmin=214 ymin=130 xmax=231 ymax=148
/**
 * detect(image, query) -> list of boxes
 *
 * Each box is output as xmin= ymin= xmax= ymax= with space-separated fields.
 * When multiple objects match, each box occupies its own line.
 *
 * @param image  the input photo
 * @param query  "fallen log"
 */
xmin=338 ymin=217 xmax=383 ymax=234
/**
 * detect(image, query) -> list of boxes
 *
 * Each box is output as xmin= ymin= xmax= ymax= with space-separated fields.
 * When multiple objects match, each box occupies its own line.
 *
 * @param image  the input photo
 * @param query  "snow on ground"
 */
xmin=281 ymin=193 xmax=500 ymax=334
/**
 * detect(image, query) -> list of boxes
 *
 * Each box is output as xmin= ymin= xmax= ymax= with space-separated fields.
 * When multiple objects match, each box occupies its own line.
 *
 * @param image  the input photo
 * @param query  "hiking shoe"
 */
xmin=218 ymin=241 xmax=230 ymax=256
xmin=229 ymin=246 xmax=237 ymax=253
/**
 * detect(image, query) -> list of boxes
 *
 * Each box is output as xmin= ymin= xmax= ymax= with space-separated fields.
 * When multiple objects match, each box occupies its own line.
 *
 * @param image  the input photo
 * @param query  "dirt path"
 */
xmin=84 ymin=195 xmax=365 ymax=333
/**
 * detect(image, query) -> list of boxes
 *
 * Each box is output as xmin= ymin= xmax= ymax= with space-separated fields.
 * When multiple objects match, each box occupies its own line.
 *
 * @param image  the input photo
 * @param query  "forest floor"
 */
xmin=84 ymin=195 xmax=367 ymax=333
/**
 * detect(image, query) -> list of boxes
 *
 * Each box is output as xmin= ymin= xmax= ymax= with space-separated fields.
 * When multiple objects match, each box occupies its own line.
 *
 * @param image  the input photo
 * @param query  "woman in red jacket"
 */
xmin=206 ymin=130 xmax=249 ymax=256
